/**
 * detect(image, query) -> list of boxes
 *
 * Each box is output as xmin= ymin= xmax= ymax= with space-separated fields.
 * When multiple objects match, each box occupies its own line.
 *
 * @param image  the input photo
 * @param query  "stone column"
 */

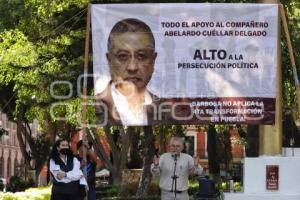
xmin=3 ymin=149 xmax=9 ymax=178
xmin=17 ymin=151 xmax=23 ymax=176
xmin=0 ymin=148 xmax=2 ymax=176
xmin=10 ymin=150 xmax=16 ymax=176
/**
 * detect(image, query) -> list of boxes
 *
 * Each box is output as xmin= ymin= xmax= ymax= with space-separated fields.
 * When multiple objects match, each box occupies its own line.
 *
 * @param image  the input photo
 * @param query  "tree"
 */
xmin=136 ymin=126 xmax=156 ymax=197
xmin=207 ymin=125 xmax=221 ymax=182
xmin=89 ymin=126 xmax=132 ymax=185
xmin=218 ymin=126 xmax=232 ymax=179
xmin=0 ymin=0 xmax=88 ymax=180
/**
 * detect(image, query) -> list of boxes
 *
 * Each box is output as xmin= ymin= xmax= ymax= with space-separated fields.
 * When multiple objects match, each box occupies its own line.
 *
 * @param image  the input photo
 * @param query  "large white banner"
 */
xmin=92 ymin=3 xmax=278 ymax=126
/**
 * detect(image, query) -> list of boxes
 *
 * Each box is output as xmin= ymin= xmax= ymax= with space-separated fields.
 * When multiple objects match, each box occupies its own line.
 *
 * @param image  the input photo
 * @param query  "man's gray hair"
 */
xmin=170 ymin=136 xmax=185 ymax=145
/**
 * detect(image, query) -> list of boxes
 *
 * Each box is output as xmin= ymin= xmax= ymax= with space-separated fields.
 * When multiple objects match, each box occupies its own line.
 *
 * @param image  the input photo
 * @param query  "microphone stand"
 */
xmin=171 ymin=153 xmax=178 ymax=199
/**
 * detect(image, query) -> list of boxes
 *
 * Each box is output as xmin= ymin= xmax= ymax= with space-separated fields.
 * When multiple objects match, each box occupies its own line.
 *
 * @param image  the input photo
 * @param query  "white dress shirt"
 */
xmin=111 ymin=83 xmax=153 ymax=125
xmin=49 ymin=157 xmax=87 ymax=186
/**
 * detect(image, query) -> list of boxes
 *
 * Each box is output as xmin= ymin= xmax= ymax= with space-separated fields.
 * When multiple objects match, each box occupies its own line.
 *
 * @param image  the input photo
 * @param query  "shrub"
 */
xmin=0 ymin=179 xmax=4 ymax=191
xmin=233 ymin=181 xmax=243 ymax=192
xmin=6 ymin=176 xmax=34 ymax=192
xmin=106 ymin=185 xmax=121 ymax=197
xmin=218 ymin=181 xmax=243 ymax=192
xmin=188 ymin=179 xmax=199 ymax=195
xmin=0 ymin=186 xmax=51 ymax=200
xmin=101 ymin=197 xmax=160 ymax=200
xmin=97 ymin=185 xmax=122 ymax=199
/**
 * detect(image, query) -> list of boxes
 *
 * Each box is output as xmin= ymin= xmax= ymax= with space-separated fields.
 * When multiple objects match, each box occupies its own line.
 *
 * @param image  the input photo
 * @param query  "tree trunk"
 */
xmin=207 ymin=125 xmax=220 ymax=182
xmin=43 ymin=115 xmax=57 ymax=144
xmin=127 ymin=128 xmax=142 ymax=169
xmin=16 ymin=109 xmax=54 ymax=184
xmin=159 ymin=126 xmax=167 ymax=153
xmin=136 ymin=126 xmax=155 ymax=197
xmin=16 ymin=110 xmax=31 ymax=167
xmin=246 ymin=125 xmax=259 ymax=157
xmin=222 ymin=130 xmax=232 ymax=179
xmin=102 ymin=126 xmax=131 ymax=186
xmin=111 ymin=166 xmax=122 ymax=186
xmin=87 ymin=127 xmax=112 ymax=166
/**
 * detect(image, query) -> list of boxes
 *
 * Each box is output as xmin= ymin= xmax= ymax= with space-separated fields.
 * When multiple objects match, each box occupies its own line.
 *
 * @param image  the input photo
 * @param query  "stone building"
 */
xmin=0 ymin=112 xmax=39 ymax=182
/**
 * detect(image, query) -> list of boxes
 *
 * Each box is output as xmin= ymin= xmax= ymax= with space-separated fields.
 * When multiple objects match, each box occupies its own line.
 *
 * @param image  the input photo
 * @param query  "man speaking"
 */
xmin=151 ymin=137 xmax=203 ymax=200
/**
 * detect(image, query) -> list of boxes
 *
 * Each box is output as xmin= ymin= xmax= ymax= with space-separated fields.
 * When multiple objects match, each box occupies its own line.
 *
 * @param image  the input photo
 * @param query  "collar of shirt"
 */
xmin=169 ymin=152 xmax=181 ymax=159
xmin=111 ymin=83 xmax=152 ymax=125
xmin=59 ymin=156 xmax=68 ymax=165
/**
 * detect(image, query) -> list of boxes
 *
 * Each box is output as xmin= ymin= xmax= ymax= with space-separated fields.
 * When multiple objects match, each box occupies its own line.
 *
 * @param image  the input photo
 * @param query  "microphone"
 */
xmin=172 ymin=152 xmax=178 ymax=161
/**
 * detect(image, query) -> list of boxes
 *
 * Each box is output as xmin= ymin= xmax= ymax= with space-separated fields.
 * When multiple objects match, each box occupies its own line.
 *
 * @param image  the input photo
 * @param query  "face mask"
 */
xmin=60 ymin=148 xmax=69 ymax=155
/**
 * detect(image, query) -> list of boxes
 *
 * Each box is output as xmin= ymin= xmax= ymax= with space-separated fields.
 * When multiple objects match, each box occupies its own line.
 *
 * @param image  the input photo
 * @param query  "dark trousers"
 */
xmin=51 ymin=193 xmax=82 ymax=200
xmin=88 ymin=189 xmax=96 ymax=200
xmin=51 ymin=181 xmax=81 ymax=200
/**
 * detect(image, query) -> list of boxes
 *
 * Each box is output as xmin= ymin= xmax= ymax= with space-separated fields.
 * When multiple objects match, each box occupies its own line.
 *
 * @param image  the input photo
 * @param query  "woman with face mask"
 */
xmin=48 ymin=139 xmax=87 ymax=200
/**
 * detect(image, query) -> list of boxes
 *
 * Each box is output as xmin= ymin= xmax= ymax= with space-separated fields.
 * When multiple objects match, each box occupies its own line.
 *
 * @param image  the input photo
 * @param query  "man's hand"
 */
xmin=56 ymin=171 xmax=66 ymax=180
xmin=153 ymin=155 xmax=160 ymax=166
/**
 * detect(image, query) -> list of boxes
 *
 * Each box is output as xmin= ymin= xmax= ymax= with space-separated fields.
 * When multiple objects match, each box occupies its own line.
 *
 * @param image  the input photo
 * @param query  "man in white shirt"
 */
xmin=151 ymin=137 xmax=203 ymax=200
xmin=95 ymin=18 xmax=158 ymax=126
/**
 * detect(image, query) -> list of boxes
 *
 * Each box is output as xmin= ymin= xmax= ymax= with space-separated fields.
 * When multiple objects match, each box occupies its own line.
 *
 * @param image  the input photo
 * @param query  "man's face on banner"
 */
xmin=107 ymin=32 xmax=157 ymax=91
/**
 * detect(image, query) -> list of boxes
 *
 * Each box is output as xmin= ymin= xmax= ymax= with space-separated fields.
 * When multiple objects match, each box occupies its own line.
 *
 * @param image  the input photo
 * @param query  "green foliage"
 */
xmin=6 ymin=176 xmax=34 ymax=192
xmin=0 ymin=5 xmax=84 ymax=171
xmin=280 ymin=1 xmax=300 ymax=111
xmin=0 ymin=0 xmax=88 ymax=134
xmin=101 ymin=197 xmax=160 ymax=200
xmin=153 ymin=125 xmax=188 ymax=137
xmin=218 ymin=180 xmax=242 ymax=192
xmin=188 ymin=179 xmax=200 ymax=195
xmin=233 ymin=181 xmax=242 ymax=192
xmin=0 ymin=186 xmax=51 ymax=200
xmin=97 ymin=185 xmax=121 ymax=198
xmin=107 ymin=185 xmax=121 ymax=196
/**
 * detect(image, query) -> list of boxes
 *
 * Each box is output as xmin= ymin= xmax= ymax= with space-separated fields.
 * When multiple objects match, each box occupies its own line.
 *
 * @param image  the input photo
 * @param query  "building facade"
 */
xmin=0 ymin=112 xmax=39 ymax=181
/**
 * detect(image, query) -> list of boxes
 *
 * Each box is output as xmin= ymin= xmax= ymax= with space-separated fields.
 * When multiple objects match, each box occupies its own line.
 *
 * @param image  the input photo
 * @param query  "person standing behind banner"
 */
xmin=151 ymin=137 xmax=203 ymax=200
xmin=48 ymin=139 xmax=87 ymax=200
xmin=76 ymin=140 xmax=100 ymax=200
